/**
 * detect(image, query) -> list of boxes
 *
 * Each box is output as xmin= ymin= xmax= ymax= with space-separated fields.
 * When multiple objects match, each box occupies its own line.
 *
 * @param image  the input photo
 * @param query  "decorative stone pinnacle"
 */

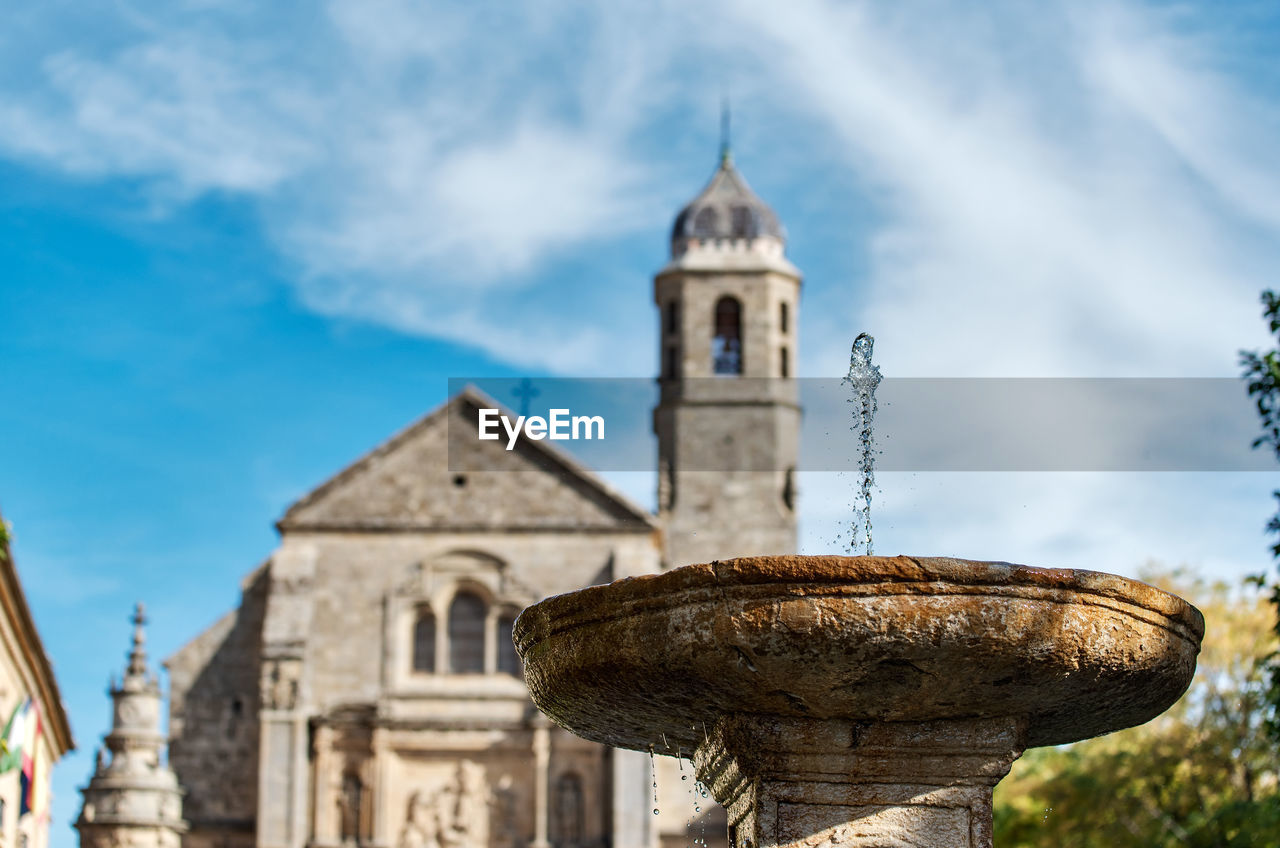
xmin=127 ymin=602 xmax=148 ymax=677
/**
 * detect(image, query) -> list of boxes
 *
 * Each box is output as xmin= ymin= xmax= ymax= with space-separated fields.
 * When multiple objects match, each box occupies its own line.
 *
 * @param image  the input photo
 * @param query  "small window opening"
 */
xmin=497 ymin=611 xmax=521 ymax=676
xmin=693 ymin=207 xmax=718 ymax=235
xmin=448 ymin=592 xmax=486 ymax=673
xmin=554 ymin=772 xmax=585 ymax=847
xmin=227 ymin=696 xmax=244 ymax=738
xmin=452 ymin=474 xmax=467 ymax=487
xmin=665 ymin=301 xmax=679 ymax=335
xmin=713 ymin=297 xmax=743 ymax=376
xmin=780 ymin=346 xmax=790 ymax=378
xmin=730 ymin=205 xmax=754 ymax=238
xmin=665 ymin=345 xmax=679 ymax=381
xmin=412 ymin=609 xmax=436 ymax=673
xmin=780 ymin=301 xmax=789 ymax=334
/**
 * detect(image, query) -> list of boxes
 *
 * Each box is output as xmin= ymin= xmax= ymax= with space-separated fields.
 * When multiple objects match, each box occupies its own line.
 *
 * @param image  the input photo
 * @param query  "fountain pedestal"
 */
xmin=515 ymin=556 xmax=1203 ymax=848
xmin=696 ymin=716 xmax=1021 ymax=848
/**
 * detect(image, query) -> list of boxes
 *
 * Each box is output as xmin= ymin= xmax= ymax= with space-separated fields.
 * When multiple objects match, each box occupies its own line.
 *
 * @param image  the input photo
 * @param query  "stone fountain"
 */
xmin=514 ymin=554 xmax=1203 ymax=848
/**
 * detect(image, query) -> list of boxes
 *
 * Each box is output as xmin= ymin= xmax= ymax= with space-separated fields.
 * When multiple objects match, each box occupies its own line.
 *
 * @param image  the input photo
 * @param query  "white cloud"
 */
xmin=3 ymin=1 xmax=1280 ymax=570
xmin=0 ymin=1 xmax=705 ymax=370
xmin=712 ymin=0 xmax=1280 ymax=377
xmin=5 ymin=1 xmax=1278 ymax=376
xmin=2 ymin=35 xmax=322 ymax=197
xmin=284 ymin=121 xmax=649 ymax=281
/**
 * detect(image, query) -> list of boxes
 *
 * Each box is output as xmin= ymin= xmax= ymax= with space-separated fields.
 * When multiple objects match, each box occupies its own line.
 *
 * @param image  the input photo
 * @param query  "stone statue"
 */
xmin=438 ymin=762 xmax=490 ymax=848
xmin=338 ymin=774 xmax=364 ymax=846
xmin=258 ymin=658 xmax=301 ymax=711
xmin=397 ymin=791 xmax=440 ymax=848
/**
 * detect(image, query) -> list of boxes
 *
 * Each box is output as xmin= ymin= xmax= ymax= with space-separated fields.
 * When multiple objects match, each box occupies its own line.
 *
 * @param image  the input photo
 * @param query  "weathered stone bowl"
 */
xmin=514 ymin=555 xmax=1202 ymax=753
xmin=514 ymin=556 xmax=1203 ymax=848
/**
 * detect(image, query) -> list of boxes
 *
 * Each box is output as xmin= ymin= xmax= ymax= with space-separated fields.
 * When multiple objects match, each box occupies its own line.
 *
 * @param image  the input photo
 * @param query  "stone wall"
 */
xmin=166 ymin=567 xmax=269 ymax=848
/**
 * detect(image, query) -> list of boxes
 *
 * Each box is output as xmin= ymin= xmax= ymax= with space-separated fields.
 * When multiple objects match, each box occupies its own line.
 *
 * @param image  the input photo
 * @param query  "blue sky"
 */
xmin=3 ymin=2 xmax=1280 ymax=846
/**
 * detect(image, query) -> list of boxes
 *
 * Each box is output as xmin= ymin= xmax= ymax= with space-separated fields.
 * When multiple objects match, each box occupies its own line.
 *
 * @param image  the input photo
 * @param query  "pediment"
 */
xmin=278 ymin=388 xmax=655 ymax=533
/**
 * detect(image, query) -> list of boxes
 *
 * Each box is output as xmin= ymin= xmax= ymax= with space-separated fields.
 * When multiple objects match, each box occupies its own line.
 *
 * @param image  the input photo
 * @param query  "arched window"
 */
xmin=780 ymin=346 xmax=789 ymax=378
xmin=780 ymin=301 xmax=789 ymax=334
xmin=553 ymin=772 xmax=585 ymax=847
xmin=693 ymin=207 xmax=718 ymax=235
xmin=412 ymin=608 xmax=436 ymax=673
xmin=713 ymin=297 xmax=743 ymax=376
xmin=497 ymin=610 xmax=521 ymax=676
xmin=665 ymin=301 xmax=679 ymax=335
xmin=448 ymin=592 xmax=486 ymax=673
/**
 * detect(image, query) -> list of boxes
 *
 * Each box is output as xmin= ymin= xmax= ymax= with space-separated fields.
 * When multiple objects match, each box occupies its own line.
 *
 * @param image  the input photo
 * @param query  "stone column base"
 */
xmin=693 ymin=716 xmax=1025 ymax=848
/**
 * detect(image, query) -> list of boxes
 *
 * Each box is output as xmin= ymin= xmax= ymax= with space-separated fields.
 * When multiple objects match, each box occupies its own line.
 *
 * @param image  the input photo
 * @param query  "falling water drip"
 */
xmin=843 ymin=333 xmax=882 ymax=555
xmin=650 ymin=746 xmax=659 ymax=816
xmin=683 ymin=756 xmax=695 ymax=846
xmin=695 ymin=779 xmax=710 ymax=847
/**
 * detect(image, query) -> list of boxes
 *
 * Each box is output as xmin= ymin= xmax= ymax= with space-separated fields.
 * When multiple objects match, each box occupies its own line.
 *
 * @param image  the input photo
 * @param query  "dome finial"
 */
xmin=126 ymin=602 xmax=148 ymax=678
xmin=720 ymin=95 xmax=732 ymax=165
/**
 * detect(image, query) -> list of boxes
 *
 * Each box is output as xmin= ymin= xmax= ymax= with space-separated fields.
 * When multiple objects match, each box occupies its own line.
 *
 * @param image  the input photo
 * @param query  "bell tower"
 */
xmin=654 ymin=141 xmax=801 ymax=567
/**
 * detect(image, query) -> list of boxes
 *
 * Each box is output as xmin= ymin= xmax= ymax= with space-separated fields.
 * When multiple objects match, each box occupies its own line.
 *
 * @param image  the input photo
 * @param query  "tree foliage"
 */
xmin=1240 ymin=290 xmax=1280 ymax=742
xmin=993 ymin=570 xmax=1280 ymax=847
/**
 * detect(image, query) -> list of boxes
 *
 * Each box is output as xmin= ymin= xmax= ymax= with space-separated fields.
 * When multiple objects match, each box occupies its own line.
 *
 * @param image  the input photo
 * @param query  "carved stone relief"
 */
xmin=397 ymin=761 xmax=493 ymax=848
xmin=261 ymin=657 xmax=302 ymax=711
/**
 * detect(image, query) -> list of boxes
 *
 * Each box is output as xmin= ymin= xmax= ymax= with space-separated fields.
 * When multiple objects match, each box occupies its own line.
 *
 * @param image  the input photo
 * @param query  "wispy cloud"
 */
xmin=1 ymin=1 xmax=1278 ymax=376
xmin=714 ymin=0 xmax=1280 ymax=377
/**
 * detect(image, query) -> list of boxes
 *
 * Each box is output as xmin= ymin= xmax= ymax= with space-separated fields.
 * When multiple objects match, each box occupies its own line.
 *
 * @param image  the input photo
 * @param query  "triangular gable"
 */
xmin=278 ymin=387 xmax=656 ymax=533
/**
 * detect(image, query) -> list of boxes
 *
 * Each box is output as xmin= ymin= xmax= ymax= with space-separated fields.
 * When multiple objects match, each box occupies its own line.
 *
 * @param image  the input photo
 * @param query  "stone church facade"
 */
xmin=129 ymin=147 xmax=801 ymax=848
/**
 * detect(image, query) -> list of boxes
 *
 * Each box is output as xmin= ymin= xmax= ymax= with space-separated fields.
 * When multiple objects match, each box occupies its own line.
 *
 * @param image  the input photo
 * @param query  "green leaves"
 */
xmin=1241 ymin=290 xmax=1280 ymax=747
xmin=994 ymin=573 xmax=1280 ymax=847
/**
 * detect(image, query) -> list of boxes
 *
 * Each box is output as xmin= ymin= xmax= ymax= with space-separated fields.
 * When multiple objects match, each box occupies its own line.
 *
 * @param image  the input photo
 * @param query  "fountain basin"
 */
xmin=512 ymin=558 xmax=1198 ymax=758
xmin=515 ymin=556 xmax=1203 ymax=848
xmin=515 ymin=555 xmax=1201 ymax=752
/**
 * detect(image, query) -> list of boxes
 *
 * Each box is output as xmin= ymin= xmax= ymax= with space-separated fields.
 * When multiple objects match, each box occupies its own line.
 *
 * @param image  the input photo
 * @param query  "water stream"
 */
xmin=843 ymin=333 xmax=882 ymax=555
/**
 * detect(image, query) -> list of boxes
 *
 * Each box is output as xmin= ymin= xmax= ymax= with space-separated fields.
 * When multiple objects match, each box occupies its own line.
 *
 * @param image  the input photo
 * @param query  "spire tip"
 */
xmin=719 ymin=96 xmax=732 ymax=164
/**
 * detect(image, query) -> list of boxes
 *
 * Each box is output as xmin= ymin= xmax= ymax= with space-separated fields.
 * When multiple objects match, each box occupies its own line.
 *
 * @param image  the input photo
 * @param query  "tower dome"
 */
xmin=670 ymin=150 xmax=785 ymax=257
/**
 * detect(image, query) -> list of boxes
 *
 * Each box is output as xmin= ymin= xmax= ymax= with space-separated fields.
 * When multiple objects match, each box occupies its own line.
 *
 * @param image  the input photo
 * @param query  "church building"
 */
xmin=81 ymin=143 xmax=802 ymax=848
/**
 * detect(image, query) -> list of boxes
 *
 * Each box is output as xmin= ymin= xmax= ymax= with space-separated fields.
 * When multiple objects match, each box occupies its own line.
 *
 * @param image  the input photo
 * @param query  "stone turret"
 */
xmin=77 ymin=604 xmax=186 ymax=848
